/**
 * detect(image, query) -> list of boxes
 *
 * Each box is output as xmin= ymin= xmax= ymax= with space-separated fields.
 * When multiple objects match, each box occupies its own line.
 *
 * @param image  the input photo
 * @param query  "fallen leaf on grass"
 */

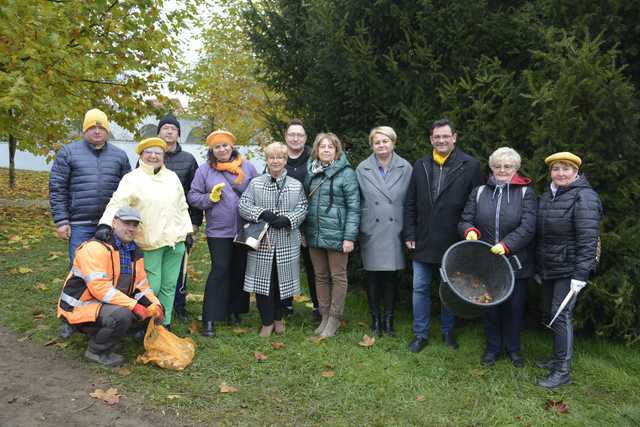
xmin=8 ymin=235 xmax=22 ymax=243
xmin=17 ymin=267 xmax=33 ymax=274
xmin=416 ymin=395 xmax=427 ymax=402
xmin=90 ymin=388 xmax=120 ymax=405
xmin=34 ymin=283 xmax=49 ymax=291
xmin=304 ymin=302 xmax=314 ymax=309
xmin=219 ymin=382 xmax=239 ymax=393
xmin=44 ymin=338 xmax=61 ymax=346
xmin=321 ymin=370 xmax=335 ymax=378
xmin=323 ymin=362 xmax=333 ymax=369
xmin=254 ymin=351 xmax=268 ymax=362
xmin=470 ymin=368 xmax=484 ymax=377
xmin=188 ymin=320 xmax=199 ymax=334
xmin=340 ymin=319 xmax=349 ymax=328
xmin=166 ymin=394 xmax=182 ymax=400
xmin=544 ymin=399 xmax=569 ymax=414
xmin=293 ymin=295 xmax=310 ymax=303
xmin=54 ymin=341 xmax=69 ymax=349
xmin=116 ymin=368 xmax=131 ymax=376
xmin=271 ymin=342 xmax=286 ymax=350
xmin=33 ymin=313 xmax=45 ymax=320
xmin=359 ymin=334 xmax=375 ymax=348
xmin=232 ymin=327 xmax=250 ymax=335
xmin=186 ymin=293 xmax=203 ymax=302
xmin=309 ymin=335 xmax=327 ymax=344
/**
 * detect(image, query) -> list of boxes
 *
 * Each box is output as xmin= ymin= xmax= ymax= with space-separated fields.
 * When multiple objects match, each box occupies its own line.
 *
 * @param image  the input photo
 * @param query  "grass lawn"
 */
xmin=1 ymin=169 xmax=639 ymax=426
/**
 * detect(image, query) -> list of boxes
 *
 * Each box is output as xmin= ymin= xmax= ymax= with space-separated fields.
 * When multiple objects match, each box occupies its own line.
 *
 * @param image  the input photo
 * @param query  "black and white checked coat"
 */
xmin=239 ymin=172 xmax=308 ymax=298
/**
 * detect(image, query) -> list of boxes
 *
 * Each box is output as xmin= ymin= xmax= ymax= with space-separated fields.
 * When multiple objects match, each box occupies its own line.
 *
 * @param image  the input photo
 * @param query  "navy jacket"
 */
xmin=536 ymin=175 xmax=602 ymax=281
xmin=459 ymin=174 xmax=537 ymax=279
xmin=403 ymin=148 xmax=483 ymax=264
xmin=49 ymin=140 xmax=131 ymax=226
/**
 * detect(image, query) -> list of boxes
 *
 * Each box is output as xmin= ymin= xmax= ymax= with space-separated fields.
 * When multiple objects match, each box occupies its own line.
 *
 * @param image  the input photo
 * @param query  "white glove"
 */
xmin=570 ymin=279 xmax=587 ymax=294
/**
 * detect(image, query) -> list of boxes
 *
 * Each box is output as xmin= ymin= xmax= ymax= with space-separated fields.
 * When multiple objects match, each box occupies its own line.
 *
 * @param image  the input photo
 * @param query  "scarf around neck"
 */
xmin=213 ymin=154 xmax=245 ymax=184
xmin=432 ymin=149 xmax=452 ymax=166
xmin=311 ymin=159 xmax=334 ymax=175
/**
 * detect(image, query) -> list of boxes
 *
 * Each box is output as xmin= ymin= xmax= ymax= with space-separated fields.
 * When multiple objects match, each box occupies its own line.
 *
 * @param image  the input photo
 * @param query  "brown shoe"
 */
xmin=259 ymin=324 xmax=274 ymax=338
xmin=274 ymin=320 xmax=285 ymax=334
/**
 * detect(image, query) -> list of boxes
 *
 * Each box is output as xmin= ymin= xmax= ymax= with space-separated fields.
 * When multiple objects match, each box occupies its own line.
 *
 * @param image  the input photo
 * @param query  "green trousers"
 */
xmin=143 ymin=242 xmax=185 ymax=326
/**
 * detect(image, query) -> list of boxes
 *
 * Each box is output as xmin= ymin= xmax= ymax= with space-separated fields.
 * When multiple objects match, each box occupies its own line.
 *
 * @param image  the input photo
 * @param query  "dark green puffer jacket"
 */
xmin=303 ymin=152 xmax=360 ymax=251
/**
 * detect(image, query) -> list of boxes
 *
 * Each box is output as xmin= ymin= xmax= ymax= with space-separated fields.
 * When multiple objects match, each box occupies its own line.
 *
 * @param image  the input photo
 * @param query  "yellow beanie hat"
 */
xmin=544 ymin=152 xmax=582 ymax=170
xmin=206 ymin=130 xmax=236 ymax=148
xmin=136 ymin=137 xmax=167 ymax=155
xmin=83 ymin=108 xmax=111 ymax=134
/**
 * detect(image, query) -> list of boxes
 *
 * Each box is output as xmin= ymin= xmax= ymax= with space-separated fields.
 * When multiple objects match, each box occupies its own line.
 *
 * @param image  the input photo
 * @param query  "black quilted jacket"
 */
xmin=164 ymin=143 xmax=203 ymax=226
xmin=536 ymin=175 xmax=602 ymax=281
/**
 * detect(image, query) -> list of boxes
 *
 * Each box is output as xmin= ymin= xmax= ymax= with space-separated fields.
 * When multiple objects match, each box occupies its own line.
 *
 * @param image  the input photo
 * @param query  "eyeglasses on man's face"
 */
xmin=286 ymin=132 xmax=306 ymax=139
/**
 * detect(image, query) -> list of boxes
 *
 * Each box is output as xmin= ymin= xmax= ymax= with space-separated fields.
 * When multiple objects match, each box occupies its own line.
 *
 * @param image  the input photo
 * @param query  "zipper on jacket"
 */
xmin=494 ymin=186 xmax=503 ymax=243
xmin=436 ymin=165 xmax=444 ymax=197
xmin=421 ymin=162 xmax=433 ymax=206
xmin=314 ymin=175 xmax=322 ymax=247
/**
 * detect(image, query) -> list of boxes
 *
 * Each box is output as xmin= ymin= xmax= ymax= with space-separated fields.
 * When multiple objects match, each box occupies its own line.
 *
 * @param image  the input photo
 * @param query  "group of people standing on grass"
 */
xmin=49 ymin=109 xmax=602 ymax=389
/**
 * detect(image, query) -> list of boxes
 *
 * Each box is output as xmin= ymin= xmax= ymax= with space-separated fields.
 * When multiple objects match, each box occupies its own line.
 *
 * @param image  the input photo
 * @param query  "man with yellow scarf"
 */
xmin=403 ymin=119 xmax=483 ymax=353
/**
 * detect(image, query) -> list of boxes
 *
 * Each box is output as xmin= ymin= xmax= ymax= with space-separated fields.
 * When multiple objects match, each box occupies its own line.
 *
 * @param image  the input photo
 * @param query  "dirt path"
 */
xmin=0 ymin=326 xmax=197 ymax=427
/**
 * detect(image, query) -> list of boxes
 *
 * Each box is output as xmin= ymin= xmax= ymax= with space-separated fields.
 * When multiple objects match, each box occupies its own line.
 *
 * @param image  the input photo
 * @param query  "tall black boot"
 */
xmin=538 ymin=362 xmax=571 ymax=388
xmin=383 ymin=312 xmax=395 ymax=337
xmin=371 ymin=314 xmax=382 ymax=337
xmin=366 ymin=276 xmax=382 ymax=337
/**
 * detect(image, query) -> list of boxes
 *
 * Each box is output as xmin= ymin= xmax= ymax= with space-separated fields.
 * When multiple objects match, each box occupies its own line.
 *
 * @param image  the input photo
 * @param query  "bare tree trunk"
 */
xmin=8 ymin=134 xmax=16 ymax=188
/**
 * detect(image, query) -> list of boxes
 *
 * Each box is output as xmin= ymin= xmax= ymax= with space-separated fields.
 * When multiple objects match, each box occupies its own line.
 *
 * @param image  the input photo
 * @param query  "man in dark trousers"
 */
xmin=403 ymin=118 xmax=483 ymax=353
xmin=283 ymin=118 xmax=319 ymax=321
xmin=157 ymin=113 xmax=203 ymax=321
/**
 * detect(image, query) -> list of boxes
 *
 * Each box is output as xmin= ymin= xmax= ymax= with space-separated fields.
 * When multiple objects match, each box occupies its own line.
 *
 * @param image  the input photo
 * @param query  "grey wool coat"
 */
xmin=356 ymin=153 xmax=413 ymax=271
xmin=239 ymin=171 xmax=308 ymax=298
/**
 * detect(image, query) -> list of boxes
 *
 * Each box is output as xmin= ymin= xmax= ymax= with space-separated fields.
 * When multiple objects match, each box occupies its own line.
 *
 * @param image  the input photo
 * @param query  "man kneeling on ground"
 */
xmin=56 ymin=207 xmax=164 ymax=367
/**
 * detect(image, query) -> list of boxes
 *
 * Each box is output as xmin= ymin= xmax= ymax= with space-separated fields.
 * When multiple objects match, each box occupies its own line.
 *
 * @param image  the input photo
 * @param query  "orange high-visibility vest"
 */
xmin=56 ymin=239 xmax=159 ymax=324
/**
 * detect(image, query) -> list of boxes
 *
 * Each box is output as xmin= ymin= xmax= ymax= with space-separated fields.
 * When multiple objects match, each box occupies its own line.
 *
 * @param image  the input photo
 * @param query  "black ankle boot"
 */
xmin=371 ymin=315 xmax=382 ymax=337
xmin=537 ymin=369 xmax=571 ymax=388
xmin=202 ymin=321 xmax=215 ymax=337
xmin=383 ymin=313 xmax=395 ymax=337
xmin=230 ymin=313 xmax=241 ymax=326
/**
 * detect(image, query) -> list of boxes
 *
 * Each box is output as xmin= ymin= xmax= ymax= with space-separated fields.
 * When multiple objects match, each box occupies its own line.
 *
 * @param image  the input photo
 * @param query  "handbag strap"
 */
xmin=274 ymin=176 xmax=287 ymax=210
xmin=220 ymin=172 xmax=243 ymax=197
xmin=308 ymin=175 xmax=329 ymax=200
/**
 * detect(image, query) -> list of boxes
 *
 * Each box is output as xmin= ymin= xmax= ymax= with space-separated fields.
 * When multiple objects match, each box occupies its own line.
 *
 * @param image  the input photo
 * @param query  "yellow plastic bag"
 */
xmin=136 ymin=317 xmax=196 ymax=370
